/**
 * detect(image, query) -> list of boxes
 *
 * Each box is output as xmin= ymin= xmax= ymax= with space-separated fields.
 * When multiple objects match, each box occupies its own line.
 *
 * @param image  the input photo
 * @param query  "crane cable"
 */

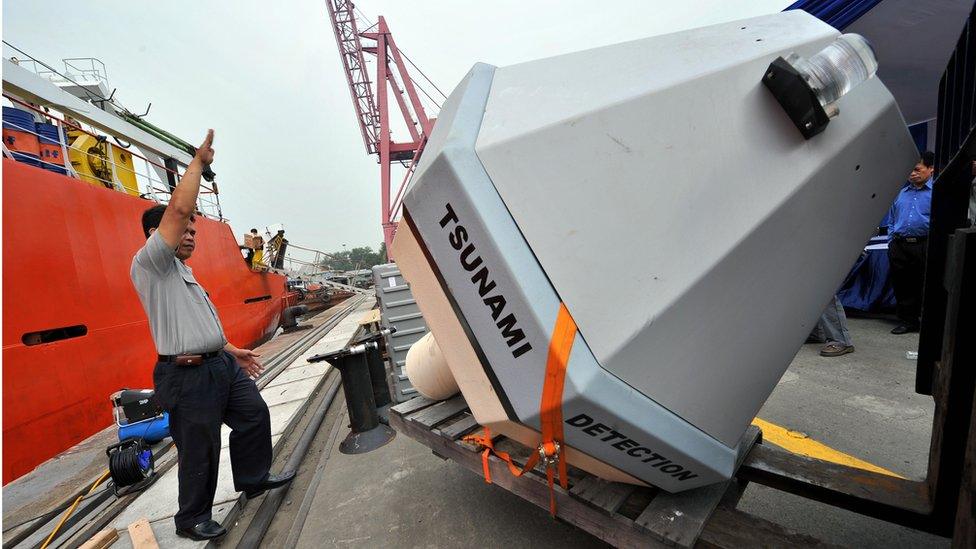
xmin=350 ymin=5 xmax=445 ymax=110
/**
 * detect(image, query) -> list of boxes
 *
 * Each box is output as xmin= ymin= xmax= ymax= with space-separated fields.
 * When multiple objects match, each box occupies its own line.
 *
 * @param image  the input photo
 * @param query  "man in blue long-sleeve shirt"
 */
xmin=886 ymin=151 xmax=934 ymax=334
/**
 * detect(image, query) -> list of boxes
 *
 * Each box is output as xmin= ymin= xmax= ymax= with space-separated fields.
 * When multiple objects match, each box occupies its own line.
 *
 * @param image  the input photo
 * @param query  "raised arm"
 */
xmin=156 ymin=130 xmax=215 ymax=248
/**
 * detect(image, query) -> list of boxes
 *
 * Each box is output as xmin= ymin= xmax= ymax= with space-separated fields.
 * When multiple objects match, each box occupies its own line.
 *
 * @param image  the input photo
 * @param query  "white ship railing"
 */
xmin=2 ymin=96 xmax=225 ymax=221
xmin=59 ymin=58 xmax=110 ymax=89
xmin=12 ymin=57 xmax=111 ymax=95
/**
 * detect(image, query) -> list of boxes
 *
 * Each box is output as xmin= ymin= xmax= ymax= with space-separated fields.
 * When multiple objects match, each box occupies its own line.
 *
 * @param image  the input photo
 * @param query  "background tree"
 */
xmin=318 ymin=242 xmax=388 ymax=271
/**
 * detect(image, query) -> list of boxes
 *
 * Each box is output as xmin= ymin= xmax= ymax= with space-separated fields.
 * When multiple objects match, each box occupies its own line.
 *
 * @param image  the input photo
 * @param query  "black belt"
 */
xmin=158 ymin=350 xmax=223 ymax=365
xmin=894 ymin=235 xmax=927 ymax=243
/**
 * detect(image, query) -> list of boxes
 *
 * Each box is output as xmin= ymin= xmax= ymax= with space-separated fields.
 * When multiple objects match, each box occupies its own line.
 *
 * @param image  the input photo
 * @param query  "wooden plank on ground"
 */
xmin=635 ymin=482 xmax=729 ymax=547
xmin=738 ymin=442 xmax=932 ymax=530
xmin=408 ymin=395 xmax=469 ymax=429
xmin=390 ymin=412 xmax=664 ymax=549
xmin=78 ymin=528 xmax=118 ymax=549
xmin=953 ymin=363 xmax=976 ymax=547
xmin=492 ymin=436 xmax=536 ymax=464
xmin=435 ymin=414 xmax=480 ymax=440
xmin=570 ymin=476 xmax=636 ymax=515
xmin=359 ymin=309 xmax=381 ymax=325
xmin=391 ymin=406 xmax=836 ymax=548
xmin=698 ymin=507 xmax=843 ymax=548
xmin=635 ymin=426 xmax=762 ymax=547
xmin=391 ymin=396 xmax=436 ymax=416
xmin=127 ymin=518 xmax=159 ymax=549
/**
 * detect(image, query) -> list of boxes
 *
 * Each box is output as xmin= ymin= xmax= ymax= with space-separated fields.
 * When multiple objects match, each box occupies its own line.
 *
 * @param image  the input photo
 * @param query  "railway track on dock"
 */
xmin=221 ymin=363 xmax=349 ymax=549
xmin=5 ymin=294 xmax=369 ymax=549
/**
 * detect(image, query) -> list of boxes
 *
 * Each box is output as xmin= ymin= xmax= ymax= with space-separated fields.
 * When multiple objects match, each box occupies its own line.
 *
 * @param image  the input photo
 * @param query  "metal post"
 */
xmin=163 ymin=157 xmax=179 ymax=192
xmin=365 ymin=338 xmax=393 ymax=424
xmin=929 ymin=228 xmax=976 ymax=535
xmin=375 ymin=20 xmax=397 ymax=255
xmin=352 ymin=328 xmax=397 ymax=421
xmin=308 ymin=342 xmax=395 ymax=454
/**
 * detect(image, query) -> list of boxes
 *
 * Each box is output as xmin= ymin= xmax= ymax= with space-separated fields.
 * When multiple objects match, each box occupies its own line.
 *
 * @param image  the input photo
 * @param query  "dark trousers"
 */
xmin=888 ymin=237 xmax=928 ymax=326
xmin=153 ymin=352 xmax=272 ymax=529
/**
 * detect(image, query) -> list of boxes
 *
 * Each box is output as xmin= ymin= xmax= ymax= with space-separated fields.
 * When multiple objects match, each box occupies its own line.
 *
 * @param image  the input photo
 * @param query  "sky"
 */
xmin=3 ymin=0 xmax=791 ymax=259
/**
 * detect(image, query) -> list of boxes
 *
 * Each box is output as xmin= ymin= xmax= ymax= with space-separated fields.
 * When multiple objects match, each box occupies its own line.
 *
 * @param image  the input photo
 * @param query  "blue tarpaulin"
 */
xmin=785 ymin=0 xmax=886 ymax=30
xmin=838 ymin=236 xmax=896 ymax=313
xmin=908 ymin=121 xmax=929 ymax=153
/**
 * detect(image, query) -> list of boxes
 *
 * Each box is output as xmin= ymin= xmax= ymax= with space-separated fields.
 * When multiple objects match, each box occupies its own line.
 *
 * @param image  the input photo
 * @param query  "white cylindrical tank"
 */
xmin=405 ymin=332 xmax=460 ymax=400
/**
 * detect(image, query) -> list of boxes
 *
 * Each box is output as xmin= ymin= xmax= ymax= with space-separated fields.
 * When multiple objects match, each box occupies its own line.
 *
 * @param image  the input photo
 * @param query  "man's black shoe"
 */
xmin=175 ymin=520 xmax=226 ymax=541
xmin=891 ymin=324 xmax=919 ymax=335
xmin=243 ymin=470 xmax=297 ymax=499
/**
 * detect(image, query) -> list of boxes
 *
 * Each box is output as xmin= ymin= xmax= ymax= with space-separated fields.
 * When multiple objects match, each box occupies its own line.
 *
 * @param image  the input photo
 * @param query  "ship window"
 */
xmin=22 ymin=325 xmax=88 ymax=346
xmin=244 ymin=295 xmax=272 ymax=304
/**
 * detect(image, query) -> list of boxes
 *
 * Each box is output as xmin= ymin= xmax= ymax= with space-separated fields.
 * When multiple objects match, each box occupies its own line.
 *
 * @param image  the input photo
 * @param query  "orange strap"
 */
xmin=463 ymin=303 xmax=578 ymax=516
xmin=462 ymin=426 xmax=525 ymax=484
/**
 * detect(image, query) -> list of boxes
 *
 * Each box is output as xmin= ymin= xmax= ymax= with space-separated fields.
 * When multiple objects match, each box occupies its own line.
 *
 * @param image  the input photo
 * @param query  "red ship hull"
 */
xmin=2 ymin=159 xmax=290 ymax=483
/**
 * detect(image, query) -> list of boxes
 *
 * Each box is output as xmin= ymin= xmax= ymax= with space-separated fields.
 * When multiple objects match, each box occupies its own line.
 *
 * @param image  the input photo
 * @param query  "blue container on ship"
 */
xmin=2 ymin=106 xmax=41 ymax=167
xmin=35 ymin=122 xmax=67 ymax=175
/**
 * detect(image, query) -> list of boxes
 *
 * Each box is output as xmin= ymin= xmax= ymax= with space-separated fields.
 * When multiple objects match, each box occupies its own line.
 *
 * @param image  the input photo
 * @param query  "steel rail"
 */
xmin=234 ymin=375 xmax=344 ymax=549
xmin=255 ymin=295 xmax=367 ymax=390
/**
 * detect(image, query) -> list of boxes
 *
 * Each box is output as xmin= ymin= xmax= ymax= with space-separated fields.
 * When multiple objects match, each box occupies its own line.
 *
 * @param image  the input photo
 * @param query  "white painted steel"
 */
xmin=2 ymin=59 xmax=193 ymax=165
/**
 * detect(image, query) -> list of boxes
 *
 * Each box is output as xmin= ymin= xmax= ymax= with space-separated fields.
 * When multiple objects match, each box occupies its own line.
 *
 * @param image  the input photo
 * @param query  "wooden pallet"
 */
xmin=390 ymin=395 xmax=837 ymax=548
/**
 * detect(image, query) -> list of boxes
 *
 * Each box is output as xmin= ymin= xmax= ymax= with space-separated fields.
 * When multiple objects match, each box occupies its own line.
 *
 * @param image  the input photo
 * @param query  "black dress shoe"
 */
xmin=891 ymin=324 xmax=919 ymax=335
xmin=243 ymin=470 xmax=297 ymax=499
xmin=175 ymin=520 xmax=226 ymax=541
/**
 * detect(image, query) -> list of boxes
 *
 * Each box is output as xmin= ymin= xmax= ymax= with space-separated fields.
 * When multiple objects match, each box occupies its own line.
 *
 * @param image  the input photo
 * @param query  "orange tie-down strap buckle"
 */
xmin=463 ymin=303 xmax=578 ymax=516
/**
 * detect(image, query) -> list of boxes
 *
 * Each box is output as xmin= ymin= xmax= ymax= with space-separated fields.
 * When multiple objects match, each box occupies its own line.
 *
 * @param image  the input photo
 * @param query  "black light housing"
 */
xmin=763 ymin=34 xmax=878 ymax=140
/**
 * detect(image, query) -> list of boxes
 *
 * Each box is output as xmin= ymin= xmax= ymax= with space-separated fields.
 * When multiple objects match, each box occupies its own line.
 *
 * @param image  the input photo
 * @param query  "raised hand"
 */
xmin=195 ymin=129 xmax=215 ymax=166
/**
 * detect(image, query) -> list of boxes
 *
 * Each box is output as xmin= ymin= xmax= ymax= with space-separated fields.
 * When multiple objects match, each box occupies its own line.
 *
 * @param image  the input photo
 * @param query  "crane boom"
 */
xmin=324 ymin=1 xmax=436 ymax=257
xmin=325 ymin=0 xmax=380 ymax=155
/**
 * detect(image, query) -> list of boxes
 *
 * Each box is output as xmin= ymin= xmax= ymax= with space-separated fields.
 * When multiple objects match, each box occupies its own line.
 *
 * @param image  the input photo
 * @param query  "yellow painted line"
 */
xmin=751 ymin=417 xmax=905 ymax=478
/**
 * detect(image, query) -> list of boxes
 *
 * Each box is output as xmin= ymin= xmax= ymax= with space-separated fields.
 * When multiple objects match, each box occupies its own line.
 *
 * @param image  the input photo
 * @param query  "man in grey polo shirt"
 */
xmin=131 ymin=130 xmax=293 ymax=541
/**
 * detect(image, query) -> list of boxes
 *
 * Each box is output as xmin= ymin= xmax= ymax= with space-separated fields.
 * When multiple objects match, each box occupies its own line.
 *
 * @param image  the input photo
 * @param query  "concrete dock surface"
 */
xmin=288 ymin=316 xmax=946 ymax=548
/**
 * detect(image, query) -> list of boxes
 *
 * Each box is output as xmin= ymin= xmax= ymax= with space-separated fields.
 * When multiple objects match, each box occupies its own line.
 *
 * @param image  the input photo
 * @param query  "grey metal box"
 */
xmin=372 ymin=263 xmax=428 ymax=402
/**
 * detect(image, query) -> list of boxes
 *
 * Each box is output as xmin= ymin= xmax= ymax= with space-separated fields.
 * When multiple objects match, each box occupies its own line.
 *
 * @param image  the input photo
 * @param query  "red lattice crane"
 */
xmin=325 ymin=1 xmax=437 ymax=258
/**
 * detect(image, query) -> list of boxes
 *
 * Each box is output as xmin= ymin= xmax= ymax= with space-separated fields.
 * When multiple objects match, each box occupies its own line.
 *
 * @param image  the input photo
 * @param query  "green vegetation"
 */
xmin=318 ymin=242 xmax=388 ymax=271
